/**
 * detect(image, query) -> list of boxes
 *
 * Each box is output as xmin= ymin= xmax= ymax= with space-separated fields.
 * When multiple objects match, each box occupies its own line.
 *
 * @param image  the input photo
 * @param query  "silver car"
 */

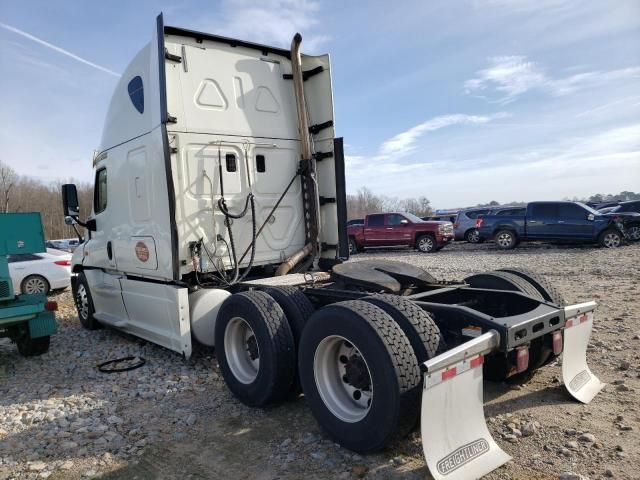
xmin=454 ymin=209 xmax=491 ymax=242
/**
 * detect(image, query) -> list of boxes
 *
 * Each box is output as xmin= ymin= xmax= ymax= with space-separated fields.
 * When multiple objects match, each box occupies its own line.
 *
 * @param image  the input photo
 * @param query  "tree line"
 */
xmin=0 ymin=160 xmax=92 ymax=240
xmin=347 ymin=187 xmax=434 ymax=220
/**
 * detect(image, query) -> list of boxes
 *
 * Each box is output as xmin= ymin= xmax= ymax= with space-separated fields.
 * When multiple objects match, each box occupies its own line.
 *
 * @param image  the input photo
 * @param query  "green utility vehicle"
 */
xmin=0 ymin=213 xmax=58 ymax=356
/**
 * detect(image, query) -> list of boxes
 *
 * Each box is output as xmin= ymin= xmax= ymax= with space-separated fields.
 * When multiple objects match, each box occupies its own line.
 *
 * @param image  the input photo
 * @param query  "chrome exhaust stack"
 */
xmin=277 ymin=33 xmax=320 ymax=276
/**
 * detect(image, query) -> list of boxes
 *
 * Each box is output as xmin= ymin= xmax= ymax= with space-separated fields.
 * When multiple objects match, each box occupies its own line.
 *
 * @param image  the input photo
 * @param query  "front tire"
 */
xmin=298 ymin=300 xmax=421 ymax=452
xmin=215 ymin=291 xmax=295 ymax=407
xmin=416 ymin=234 xmax=436 ymax=253
xmin=598 ymin=229 xmax=622 ymax=248
xmin=21 ymin=275 xmax=50 ymax=295
xmin=494 ymin=230 xmax=517 ymax=250
xmin=627 ymin=224 xmax=640 ymax=241
xmin=74 ymin=273 xmax=99 ymax=330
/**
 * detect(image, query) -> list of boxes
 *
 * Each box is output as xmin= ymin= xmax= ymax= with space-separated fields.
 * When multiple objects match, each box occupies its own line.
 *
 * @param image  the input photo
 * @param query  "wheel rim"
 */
xmin=224 ymin=317 xmax=260 ymax=384
xmin=603 ymin=233 xmax=621 ymax=248
xmin=76 ymin=284 xmax=89 ymax=320
xmin=24 ymin=277 xmax=46 ymax=294
xmin=418 ymin=236 xmax=433 ymax=252
xmin=497 ymin=233 xmax=512 ymax=248
xmin=468 ymin=230 xmax=480 ymax=243
xmin=314 ymin=336 xmax=373 ymax=423
xmin=349 ymin=241 xmax=355 ymax=254
xmin=628 ymin=226 xmax=640 ymax=241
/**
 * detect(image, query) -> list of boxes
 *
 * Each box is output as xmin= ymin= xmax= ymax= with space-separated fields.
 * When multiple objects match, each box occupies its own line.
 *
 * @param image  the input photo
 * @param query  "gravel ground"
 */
xmin=1 ymin=241 xmax=638 ymax=480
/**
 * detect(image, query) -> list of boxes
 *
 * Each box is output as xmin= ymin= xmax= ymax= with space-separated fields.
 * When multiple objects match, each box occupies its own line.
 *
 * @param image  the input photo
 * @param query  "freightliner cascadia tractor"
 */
xmin=61 ymin=14 xmax=604 ymax=480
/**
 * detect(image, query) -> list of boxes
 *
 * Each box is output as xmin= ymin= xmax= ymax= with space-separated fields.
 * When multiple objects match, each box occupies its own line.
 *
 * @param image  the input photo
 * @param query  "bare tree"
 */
xmin=0 ymin=160 xmax=17 ymax=213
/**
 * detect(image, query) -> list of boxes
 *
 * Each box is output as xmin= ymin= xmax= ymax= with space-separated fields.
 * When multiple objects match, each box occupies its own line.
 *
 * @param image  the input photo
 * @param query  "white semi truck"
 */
xmin=61 ymin=14 xmax=604 ymax=480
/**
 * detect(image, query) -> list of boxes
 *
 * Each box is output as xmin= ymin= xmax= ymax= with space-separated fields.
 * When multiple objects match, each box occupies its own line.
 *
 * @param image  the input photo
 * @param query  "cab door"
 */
xmin=385 ymin=214 xmax=412 ymax=245
xmin=82 ymin=163 xmax=129 ymax=326
xmin=556 ymin=203 xmax=594 ymax=239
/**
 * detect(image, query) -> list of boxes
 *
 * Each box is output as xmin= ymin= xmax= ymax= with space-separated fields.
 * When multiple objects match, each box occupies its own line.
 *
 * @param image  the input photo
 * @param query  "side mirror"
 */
xmin=587 ymin=214 xmax=595 ymax=221
xmin=400 ymin=219 xmax=409 ymax=225
xmin=62 ymin=184 xmax=80 ymax=218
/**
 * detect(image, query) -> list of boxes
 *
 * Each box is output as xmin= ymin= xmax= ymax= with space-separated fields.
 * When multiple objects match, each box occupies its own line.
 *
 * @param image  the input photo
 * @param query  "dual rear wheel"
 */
xmin=215 ymin=290 xmax=442 ymax=452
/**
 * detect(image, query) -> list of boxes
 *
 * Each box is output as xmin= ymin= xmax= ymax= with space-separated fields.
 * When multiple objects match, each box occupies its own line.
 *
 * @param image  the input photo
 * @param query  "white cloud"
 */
xmin=0 ymin=22 xmax=120 ymax=77
xmin=464 ymin=56 xmax=546 ymax=102
xmin=466 ymin=56 xmax=640 ymax=103
xmin=379 ymin=113 xmax=509 ymax=158
xmin=198 ymin=0 xmax=330 ymax=53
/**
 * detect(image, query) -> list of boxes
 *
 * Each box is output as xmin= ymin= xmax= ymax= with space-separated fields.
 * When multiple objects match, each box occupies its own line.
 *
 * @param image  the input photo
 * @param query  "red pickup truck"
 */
xmin=347 ymin=212 xmax=454 ymax=254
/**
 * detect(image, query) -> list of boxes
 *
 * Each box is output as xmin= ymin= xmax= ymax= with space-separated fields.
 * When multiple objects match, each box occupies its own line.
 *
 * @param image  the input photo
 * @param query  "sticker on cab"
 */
xmin=135 ymin=241 xmax=149 ymax=262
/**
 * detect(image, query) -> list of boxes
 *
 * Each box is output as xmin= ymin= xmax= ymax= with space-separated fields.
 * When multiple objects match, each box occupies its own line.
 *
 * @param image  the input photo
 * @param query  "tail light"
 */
xmin=552 ymin=331 xmax=563 ymax=355
xmin=54 ymin=260 xmax=71 ymax=266
xmin=516 ymin=346 xmax=529 ymax=373
xmin=45 ymin=301 xmax=58 ymax=311
xmin=476 ymin=218 xmax=484 ymax=228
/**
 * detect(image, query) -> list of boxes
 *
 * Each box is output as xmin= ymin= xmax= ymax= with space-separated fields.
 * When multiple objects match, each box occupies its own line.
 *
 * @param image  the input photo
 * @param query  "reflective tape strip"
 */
xmin=425 ymin=354 xmax=484 ymax=390
xmin=566 ymin=312 xmax=592 ymax=329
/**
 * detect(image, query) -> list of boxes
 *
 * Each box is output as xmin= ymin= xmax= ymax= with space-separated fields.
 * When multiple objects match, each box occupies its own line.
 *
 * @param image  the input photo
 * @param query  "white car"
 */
xmin=8 ymin=248 xmax=72 ymax=295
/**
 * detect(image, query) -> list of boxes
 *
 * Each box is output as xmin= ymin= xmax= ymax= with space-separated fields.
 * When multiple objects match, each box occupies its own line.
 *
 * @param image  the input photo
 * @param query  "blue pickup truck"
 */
xmin=477 ymin=201 xmax=638 ymax=249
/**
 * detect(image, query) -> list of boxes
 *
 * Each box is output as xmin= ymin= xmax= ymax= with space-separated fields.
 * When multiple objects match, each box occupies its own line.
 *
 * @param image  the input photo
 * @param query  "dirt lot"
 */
xmin=1 ymin=242 xmax=638 ymax=480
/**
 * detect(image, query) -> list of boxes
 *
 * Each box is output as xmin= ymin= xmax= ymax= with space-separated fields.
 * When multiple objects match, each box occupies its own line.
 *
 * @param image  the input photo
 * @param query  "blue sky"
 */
xmin=1 ymin=0 xmax=639 ymax=209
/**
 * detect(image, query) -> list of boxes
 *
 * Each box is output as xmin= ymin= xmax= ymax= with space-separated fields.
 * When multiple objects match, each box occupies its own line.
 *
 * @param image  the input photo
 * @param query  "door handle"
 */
xmin=107 ymin=241 xmax=113 ymax=260
xmin=529 ymin=220 xmax=537 ymax=224
xmin=557 ymin=220 xmax=565 ymax=224
xmin=386 ymin=228 xmax=393 ymax=230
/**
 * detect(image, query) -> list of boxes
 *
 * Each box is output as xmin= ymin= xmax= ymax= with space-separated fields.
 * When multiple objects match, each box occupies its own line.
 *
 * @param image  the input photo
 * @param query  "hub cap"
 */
xmin=76 ymin=284 xmax=89 ymax=320
xmin=224 ymin=317 xmax=260 ymax=384
xmin=418 ymin=236 xmax=434 ymax=252
xmin=497 ymin=232 xmax=513 ymax=248
xmin=314 ymin=336 xmax=373 ymax=423
xmin=627 ymin=226 xmax=640 ymax=241
xmin=468 ymin=230 xmax=480 ymax=243
xmin=349 ymin=241 xmax=356 ymax=254
xmin=24 ymin=277 xmax=47 ymax=294
xmin=603 ymin=232 xmax=621 ymax=248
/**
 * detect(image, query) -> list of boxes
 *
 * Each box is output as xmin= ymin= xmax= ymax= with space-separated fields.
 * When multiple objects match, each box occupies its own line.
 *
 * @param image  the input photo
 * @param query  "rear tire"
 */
xmin=464 ymin=271 xmax=544 ymax=300
xmin=262 ymin=286 xmax=314 ymax=395
xmin=598 ymin=228 xmax=622 ymax=248
xmin=465 ymin=229 xmax=481 ymax=244
xmin=21 ymin=275 xmax=50 ymax=295
xmin=494 ymin=230 xmax=517 ymax=249
xmin=464 ymin=271 xmax=544 ymax=380
xmin=298 ymin=300 xmax=421 ymax=452
xmin=362 ymin=294 xmax=440 ymax=363
xmin=348 ymin=238 xmax=358 ymax=255
xmin=215 ymin=291 xmax=295 ymax=407
xmin=497 ymin=268 xmax=566 ymax=368
xmin=496 ymin=268 xmax=565 ymax=306
xmin=416 ymin=234 xmax=436 ymax=253
xmin=16 ymin=333 xmax=50 ymax=356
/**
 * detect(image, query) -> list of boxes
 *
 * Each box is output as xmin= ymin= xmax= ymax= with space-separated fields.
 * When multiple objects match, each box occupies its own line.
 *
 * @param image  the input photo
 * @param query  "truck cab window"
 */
xmin=387 ymin=214 xmax=405 ymax=225
xmin=94 ymin=168 xmax=108 ymax=214
xmin=531 ymin=204 xmax=557 ymax=217
xmin=368 ymin=214 xmax=384 ymax=226
xmin=559 ymin=203 xmax=587 ymax=219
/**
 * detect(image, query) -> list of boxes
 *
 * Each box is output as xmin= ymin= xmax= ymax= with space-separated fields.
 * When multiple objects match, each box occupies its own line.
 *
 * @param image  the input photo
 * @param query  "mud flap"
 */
xmin=562 ymin=301 xmax=605 ymax=403
xmin=421 ymin=331 xmax=511 ymax=480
